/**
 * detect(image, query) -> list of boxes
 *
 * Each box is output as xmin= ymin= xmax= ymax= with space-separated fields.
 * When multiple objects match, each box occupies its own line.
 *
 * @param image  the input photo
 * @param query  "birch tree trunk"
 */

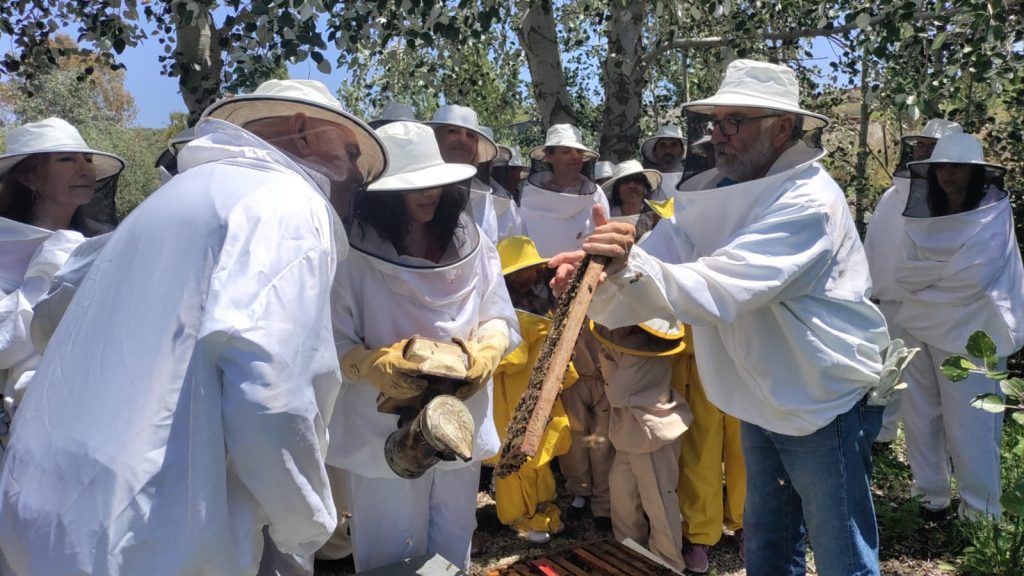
xmin=599 ymin=0 xmax=647 ymax=162
xmin=173 ymin=2 xmax=223 ymax=123
xmin=517 ymin=0 xmax=576 ymax=128
xmin=853 ymin=52 xmax=872 ymax=233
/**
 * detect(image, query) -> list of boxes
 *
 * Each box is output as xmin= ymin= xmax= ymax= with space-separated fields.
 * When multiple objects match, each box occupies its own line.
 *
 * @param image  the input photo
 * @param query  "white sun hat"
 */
xmin=595 ymin=160 xmax=615 ymax=180
xmin=907 ymin=133 xmax=1006 ymax=177
xmin=201 ymin=79 xmax=387 ymax=182
xmin=529 ymin=124 xmax=599 ymax=162
xmin=367 ymin=121 xmax=478 ymax=191
xmin=901 ymin=118 xmax=962 ymax=144
xmin=683 ymin=59 xmax=831 ymax=130
xmin=425 ymin=104 xmax=498 ymax=163
xmin=507 ymin=146 xmax=528 ymax=169
xmin=0 ymin=117 xmax=125 ymax=180
xmin=601 ymin=159 xmax=662 ymax=194
xmin=640 ymin=125 xmax=686 ymax=163
xmin=369 ymin=102 xmax=418 ymax=128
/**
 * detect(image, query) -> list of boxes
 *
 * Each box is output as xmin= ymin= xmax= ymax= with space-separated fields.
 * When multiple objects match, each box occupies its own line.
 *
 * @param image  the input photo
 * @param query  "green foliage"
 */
xmin=942 ymin=355 xmax=979 ymax=382
xmin=956 ymin=425 xmax=1024 ymax=575
xmin=943 ymin=332 xmax=1024 ymax=575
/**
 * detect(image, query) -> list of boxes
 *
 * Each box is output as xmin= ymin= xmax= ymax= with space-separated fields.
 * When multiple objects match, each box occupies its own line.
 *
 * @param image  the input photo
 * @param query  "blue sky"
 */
xmin=121 ymin=40 xmax=344 ymax=127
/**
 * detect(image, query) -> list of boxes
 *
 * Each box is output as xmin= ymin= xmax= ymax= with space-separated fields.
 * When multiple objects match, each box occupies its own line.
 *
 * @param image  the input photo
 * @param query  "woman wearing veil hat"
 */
xmin=893 ymin=133 xmax=1024 ymax=520
xmin=0 ymin=117 xmax=124 ymax=431
xmin=864 ymin=118 xmax=963 ymax=446
xmin=328 ymin=121 xmax=518 ymax=571
xmin=519 ymin=124 xmax=616 ymax=527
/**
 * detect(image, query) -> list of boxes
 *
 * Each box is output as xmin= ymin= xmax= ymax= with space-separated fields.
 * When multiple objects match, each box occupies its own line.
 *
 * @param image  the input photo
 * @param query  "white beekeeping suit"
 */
xmin=0 ymin=118 xmax=125 ymax=439
xmin=0 ymin=225 xmax=82 ymax=418
xmin=329 ymin=122 xmax=518 ymax=572
xmin=0 ymin=80 xmax=387 ymax=576
xmin=519 ymin=124 xmax=610 ymax=257
xmin=589 ymin=140 xmax=889 ymax=436
xmin=893 ymin=133 xmax=1024 ymax=518
xmin=863 ymin=118 xmax=962 ymax=443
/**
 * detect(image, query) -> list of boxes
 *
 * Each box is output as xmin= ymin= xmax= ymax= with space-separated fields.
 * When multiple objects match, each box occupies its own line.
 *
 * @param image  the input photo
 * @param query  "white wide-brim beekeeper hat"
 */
xmin=495 ymin=145 xmax=528 ymax=169
xmin=641 ymin=125 xmax=686 ymax=163
xmin=529 ymin=124 xmax=599 ymax=161
xmin=369 ymin=102 xmax=418 ymax=128
xmin=0 ymin=117 xmax=125 ymax=180
xmin=425 ymin=104 xmax=498 ymax=163
xmin=594 ymin=161 xmax=615 ymax=180
xmin=901 ymin=118 xmax=962 ymax=145
xmin=683 ymin=59 xmax=831 ymax=130
xmin=601 ymin=159 xmax=662 ymax=194
xmin=368 ymin=121 xmax=477 ymax=191
xmin=201 ymin=79 xmax=388 ymax=182
xmin=907 ymin=133 xmax=1006 ymax=178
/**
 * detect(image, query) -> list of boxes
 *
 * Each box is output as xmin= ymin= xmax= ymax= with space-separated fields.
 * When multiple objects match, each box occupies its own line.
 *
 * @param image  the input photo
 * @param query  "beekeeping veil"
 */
xmin=349 ymin=121 xmax=481 ymax=269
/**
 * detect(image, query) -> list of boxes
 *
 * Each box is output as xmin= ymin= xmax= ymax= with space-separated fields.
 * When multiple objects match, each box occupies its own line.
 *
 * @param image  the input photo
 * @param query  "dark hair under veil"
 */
xmin=609 ymin=174 xmax=653 ymax=208
xmin=926 ymin=164 xmax=988 ymax=217
xmin=352 ymin=184 xmax=470 ymax=256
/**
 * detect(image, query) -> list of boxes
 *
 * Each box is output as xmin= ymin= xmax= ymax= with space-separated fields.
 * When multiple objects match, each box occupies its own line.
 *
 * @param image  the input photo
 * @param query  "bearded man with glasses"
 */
xmin=550 ymin=60 xmax=893 ymax=576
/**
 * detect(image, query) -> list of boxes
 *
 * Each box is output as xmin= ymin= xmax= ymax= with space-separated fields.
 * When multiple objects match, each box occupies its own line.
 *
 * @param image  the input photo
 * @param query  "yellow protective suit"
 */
xmin=489 ymin=310 xmax=577 ymax=535
xmin=671 ymin=329 xmax=746 ymax=546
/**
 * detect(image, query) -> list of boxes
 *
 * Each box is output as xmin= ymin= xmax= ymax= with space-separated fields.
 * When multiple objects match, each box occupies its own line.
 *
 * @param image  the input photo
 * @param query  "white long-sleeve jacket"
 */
xmin=0 ymin=119 xmax=346 ymax=576
xmin=894 ymin=187 xmax=1024 ymax=355
xmin=589 ymin=143 xmax=889 ymax=436
xmin=0 ymin=222 xmax=85 ymax=419
xmin=863 ymin=176 xmax=912 ymax=321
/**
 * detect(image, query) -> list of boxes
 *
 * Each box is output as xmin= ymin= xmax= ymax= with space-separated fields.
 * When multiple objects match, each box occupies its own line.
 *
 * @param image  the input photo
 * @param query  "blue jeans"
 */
xmin=741 ymin=400 xmax=883 ymax=576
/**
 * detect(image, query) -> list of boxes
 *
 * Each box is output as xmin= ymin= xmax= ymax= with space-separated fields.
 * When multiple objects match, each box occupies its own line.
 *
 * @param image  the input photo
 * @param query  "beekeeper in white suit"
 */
xmin=0 ymin=118 xmax=125 ymax=441
xmin=519 ymin=124 xmax=610 ymax=258
xmin=552 ymin=60 xmax=892 ymax=576
xmin=427 ymin=104 xmax=501 ymax=244
xmin=0 ymin=79 xmax=387 ymax=576
xmin=328 ymin=121 xmax=518 ymax=572
xmin=863 ymin=118 xmax=961 ymax=445
xmin=640 ymin=124 xmax=686 ymax=200
xmin=895 ymin=133 xmax=1024 ymax=519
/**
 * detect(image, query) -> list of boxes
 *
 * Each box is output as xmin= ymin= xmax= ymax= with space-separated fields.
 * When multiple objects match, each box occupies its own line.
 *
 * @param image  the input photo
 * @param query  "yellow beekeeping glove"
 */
xmin=453 ymin=329 xmax=511 ymax=400
xmin=340 ymin=340 xmax=428 ymax=400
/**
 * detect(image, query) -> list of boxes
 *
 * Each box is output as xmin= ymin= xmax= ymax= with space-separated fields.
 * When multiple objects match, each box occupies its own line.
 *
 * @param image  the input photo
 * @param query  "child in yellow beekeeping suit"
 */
xmin=489 ymin=236 xmax=578 ymax=544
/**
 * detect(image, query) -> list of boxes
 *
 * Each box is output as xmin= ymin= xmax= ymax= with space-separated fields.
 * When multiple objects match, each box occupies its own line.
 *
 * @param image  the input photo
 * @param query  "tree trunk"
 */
xmin=599 ymin=0 xmax=647 ymax=163
xmin=853 ymin=52 xmax=871 ymax=234
xmin=173 ymin=2 xmax=224 ymax=124
xmin=517 ymin=0 xmax=576 ymax=128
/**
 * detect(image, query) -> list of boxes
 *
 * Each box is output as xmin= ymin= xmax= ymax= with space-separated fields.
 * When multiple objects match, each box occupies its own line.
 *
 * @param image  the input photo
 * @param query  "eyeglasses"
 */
xmin=709 ymin=114 xmax=780 ymax=137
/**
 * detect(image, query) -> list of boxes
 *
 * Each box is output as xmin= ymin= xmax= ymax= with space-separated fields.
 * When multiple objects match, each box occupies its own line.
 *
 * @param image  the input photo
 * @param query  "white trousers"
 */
xmin=902 ymin=334 xmax=1003 ymax=517
xmin=348 ymin=462 xmax=481 ymax=572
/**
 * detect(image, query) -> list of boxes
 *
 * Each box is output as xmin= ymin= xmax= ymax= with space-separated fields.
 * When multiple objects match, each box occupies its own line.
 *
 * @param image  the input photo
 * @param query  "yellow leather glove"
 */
xmin=340 ymin=340 xmax=428 ymax=400
xmin=453 ymin=329 xmax=510 ymax=400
